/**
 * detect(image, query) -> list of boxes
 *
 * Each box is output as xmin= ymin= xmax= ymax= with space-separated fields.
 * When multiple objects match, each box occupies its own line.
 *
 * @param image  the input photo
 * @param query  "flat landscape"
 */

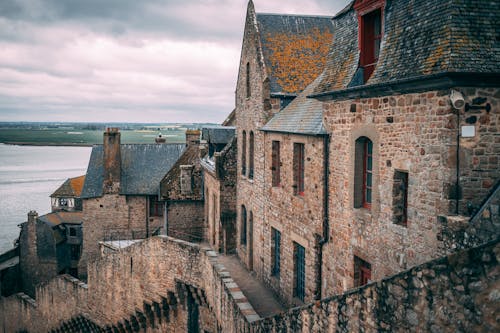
xmin=0 ymin=122 xmax=215 ymax=145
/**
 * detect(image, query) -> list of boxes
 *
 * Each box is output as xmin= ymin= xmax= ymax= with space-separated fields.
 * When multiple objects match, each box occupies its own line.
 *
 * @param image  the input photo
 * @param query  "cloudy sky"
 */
xmin=0 ymin=0 xmax=350 ymax=124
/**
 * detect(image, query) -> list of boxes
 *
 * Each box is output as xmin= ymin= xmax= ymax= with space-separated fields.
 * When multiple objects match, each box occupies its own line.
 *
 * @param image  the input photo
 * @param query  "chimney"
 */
xmin=185 ymin=129 xmax=200 ymax=147
xmin=27 ymin=210 xmax=38 ymax=224
xmin=103 ymin=127 xmax=121 ymax=193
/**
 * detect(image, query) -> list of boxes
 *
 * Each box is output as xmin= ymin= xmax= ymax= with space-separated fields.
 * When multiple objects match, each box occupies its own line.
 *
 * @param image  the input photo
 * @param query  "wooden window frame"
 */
xmin=241 ymin=131 xmax=247 ymax=176
xmin=271 ymin=141 xmax=281 ymax=187
xmin=354 ymin=255 xmax=372 ymax=287
xmin=293 ymin=143 xmax=305 ymax=196
xmin=149 ymin=196 xmax=163 ymax=217
xmin=293 ymin=242 xmax=306 ymax=301
xmin=271 ymin=228 xmax=281 ymax=277
xmin=240 ymin=205 xmax=247 ymax=246
xmin=362 ymin=140 xmax=373 ymax=209
xmin=249 ymin=131 xmax=254 ymax=179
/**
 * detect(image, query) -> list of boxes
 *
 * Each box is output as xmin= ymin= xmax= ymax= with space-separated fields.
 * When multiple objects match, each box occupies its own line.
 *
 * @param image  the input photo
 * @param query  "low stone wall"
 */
xmin=251 ymin=238 xmax=500 ymax=333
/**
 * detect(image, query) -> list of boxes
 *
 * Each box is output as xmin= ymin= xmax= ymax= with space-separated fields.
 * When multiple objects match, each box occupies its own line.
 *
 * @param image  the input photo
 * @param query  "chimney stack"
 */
xmin=103 ymin=127 xmax=121 ymax=193
xmin=185 ymin=129 xmax=201 ymax=147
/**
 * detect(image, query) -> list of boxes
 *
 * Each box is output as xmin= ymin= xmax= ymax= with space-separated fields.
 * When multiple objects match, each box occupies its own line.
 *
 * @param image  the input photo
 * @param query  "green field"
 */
xmin=0 ymin=128 xmax=186 ymax=146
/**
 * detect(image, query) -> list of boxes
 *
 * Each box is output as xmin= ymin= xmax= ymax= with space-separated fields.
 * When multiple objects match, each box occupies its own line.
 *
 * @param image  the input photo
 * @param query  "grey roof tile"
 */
xmin=81 ymin=144 xmax=185 ymax=198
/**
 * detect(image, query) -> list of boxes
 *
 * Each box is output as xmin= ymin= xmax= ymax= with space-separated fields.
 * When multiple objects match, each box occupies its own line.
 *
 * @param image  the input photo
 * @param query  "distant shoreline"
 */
xmin=2 ymin=141 xmax=93 ymax=147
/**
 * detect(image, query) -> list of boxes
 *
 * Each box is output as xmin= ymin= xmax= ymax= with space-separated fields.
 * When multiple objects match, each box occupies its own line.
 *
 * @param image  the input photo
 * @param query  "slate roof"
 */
xmin=202 ymin=126 xmax=236 ymax=144
xmin=261 ymin=73 xmax=326 ymax=135
xmin=50 ymin=175 xmax=85 ymax=198
xmin=256 ymin=13 xmax=333 ymax=95
xmin=314 ymin=0 xmax=500 ymax=95
xmin=81 ymin=144 xmax=185 ymax=198
xmin=38 ymin=211 xmax=83 ymax=226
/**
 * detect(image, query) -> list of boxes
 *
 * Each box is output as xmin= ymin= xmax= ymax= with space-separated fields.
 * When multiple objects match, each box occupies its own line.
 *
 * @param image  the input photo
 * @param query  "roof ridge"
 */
xmin=256 ymin=12 xmax=332 ymax=19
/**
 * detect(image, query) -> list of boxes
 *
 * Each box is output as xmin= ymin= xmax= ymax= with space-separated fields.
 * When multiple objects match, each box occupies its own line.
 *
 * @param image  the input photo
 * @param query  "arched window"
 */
xmin=246 ymin=62 xmax=251 ymax=98
xmin=240 ymin=205 xmax=247 ymax=245
xmin=249 ymin=131 xmax=254 ymax=179
xmin=241 ymin=131 xmax=247 ymax=176
xmin=354 ymin=136 xmax=373 ymax=208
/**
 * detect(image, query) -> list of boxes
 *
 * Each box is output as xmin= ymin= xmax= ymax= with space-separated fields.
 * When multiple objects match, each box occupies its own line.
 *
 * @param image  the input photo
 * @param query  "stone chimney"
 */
xmin=27 ymin=210 xmax=38 ymax=224
xmin=185 ymin=129 xmax=201 ymax=147
xmin=103 ymin=127 xmax=121 ymax=193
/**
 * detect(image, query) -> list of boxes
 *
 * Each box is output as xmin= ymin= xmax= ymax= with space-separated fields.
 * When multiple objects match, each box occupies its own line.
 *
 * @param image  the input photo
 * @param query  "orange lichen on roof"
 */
xmin=69 ymin=175 xmax=86 ymax=196
xmin=42 ymin=211 xmax=83 ymax=226
xmin=264 ymin=28 xmax=333 ymax=94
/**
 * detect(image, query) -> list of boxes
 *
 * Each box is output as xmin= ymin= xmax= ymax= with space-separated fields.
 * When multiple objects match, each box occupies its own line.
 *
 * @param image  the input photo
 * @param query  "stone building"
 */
xmin=50 ymin=175 xmax=85 ymax=212
xmin=159 ymin=129 xmax=205 ymax=243
xmin=201 ymin=126 xmax=237 ymax=253
xmin=78 ymin=128 xmax=185 ymax=279
xmin=1 ymin=1 xmax=498 ymax=332
xmin=235 ymin=1 xmax=334 ymax=300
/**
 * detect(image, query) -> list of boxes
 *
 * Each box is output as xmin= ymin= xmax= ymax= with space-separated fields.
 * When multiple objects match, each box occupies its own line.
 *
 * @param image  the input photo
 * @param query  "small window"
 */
xmin=246 ymin=62 xmax=251 ymax=98
xmin=293 ymin=143 xmax=305 ymax=195
xmin=149 ymin=196 xmax=163 ymax=217
xmin=271 ymin=228 xmax=281 ymax=277
xmin=69 ymin=227 xmax=76 ymax=237
xmin=240 ymin=205 xmax=247 ymax=246
xmin=354 ymin=256 xmax=371 ymax=287
xmin=59 ymin=198 xmax=68 ymax=207
xmin=249 ymin=131 xmax=254 ymax=179
xmin=271 ymin=141 xmax=281 ymax=187
xmin=360 ymin=8 xmax=382 ymax=82
xmin=241 ymin=131 xmax=247 ymax=176
xmin=354 ymin=137 xmax=373 ymax=209
xmin=293 ymin=242 xmax=305 ymax=301
xmin=393 ymin=171 xmax=408 ymax=226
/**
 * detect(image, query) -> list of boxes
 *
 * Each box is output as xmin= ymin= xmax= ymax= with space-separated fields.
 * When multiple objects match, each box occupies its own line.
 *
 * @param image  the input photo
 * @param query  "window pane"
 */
xmin=367 ymin=141 xmax=373 ymax=154
xmin=367 ymin=156 xmax=372 ymax=170
xmin=366 ymin=172 xmax=372 ymax=187
xmin=366 ymin=188 xmax=372 ymax=203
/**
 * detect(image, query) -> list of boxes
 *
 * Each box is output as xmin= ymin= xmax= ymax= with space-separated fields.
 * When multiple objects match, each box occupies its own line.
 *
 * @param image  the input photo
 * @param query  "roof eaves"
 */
xmin=309 ymin=72 xmax=500 ymax=101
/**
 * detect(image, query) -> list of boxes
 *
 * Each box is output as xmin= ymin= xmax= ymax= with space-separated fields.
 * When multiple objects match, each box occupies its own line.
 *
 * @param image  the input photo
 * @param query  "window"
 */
xmin=271 ymin=228 xmax=281 ymax=277
xmin=70 ymin=245 xmax=80 ymax=260
xmin=293 ymin=242 xmax=305 ymax=301
xmin=393 ymin=171 xmax=409 ymax=226
xmin=354 ymin=256 xmax=371 ymax=287
xmin=59 ymin=198 xmax=68 ymax=207
xmin=246 ymin=62 xmax=251 ymax=98
xmin=354 ymin=0 xmax=384 ymax=83
xmin=68 ymin=227 xmax=76 ymax=237
xmin=240 ymin=205 xmax=247 ymax=246
xmin=241 ymin=131 xmax=247 ymax=176
xmin=271 ymin=141 xmax=281 ymax=187
xmin=249 ymin=131 xmax=254 ymax=179
xmin=354 ymin=137 xmax=373 ymax=209
xmin=293 ymin=143 xmax=305 ymax=195
xmin=149 ymin=196 xmax=163 ymax=217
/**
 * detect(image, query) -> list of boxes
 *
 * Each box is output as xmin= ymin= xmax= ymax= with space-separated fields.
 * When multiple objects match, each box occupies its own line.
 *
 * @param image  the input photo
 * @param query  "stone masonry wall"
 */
xmin=235 ymin=3 xmax=281 ymax=279
xmin=79 ymin=194 xmax=153 ymax=280
xmin=262 ymin=132 xmax=326 ymax=306
xmin=321 ymin=88 xmax=499 ymax=295
xmin=167 ymin=201 xmax=205 ymax=243
xmin=251 ymin=238 xmax=500 ymax=333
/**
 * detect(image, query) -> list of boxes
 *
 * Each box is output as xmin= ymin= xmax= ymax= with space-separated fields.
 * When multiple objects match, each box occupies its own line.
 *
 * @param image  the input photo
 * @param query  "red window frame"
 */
xmin=271 ymin=141 xmax=281 ymax=187
xmin=362 ymin=140 xmax=373 ymax=208
xmin=149 ymin=196 xmax=163 ymax=217
xmin=293 ymin=143 xmax=305 ymax=196
xmin=355 ymin=0 xmax=385 ymax=83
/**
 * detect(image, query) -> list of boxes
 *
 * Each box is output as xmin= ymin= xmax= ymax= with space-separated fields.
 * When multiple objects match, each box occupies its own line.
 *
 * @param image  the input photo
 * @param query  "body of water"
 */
xmin=0 ymin=144 xmax=91 ymax=253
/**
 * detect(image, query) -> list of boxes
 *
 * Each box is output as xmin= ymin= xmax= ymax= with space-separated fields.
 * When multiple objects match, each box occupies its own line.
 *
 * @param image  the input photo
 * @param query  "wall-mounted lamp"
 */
xmin=450 ymin=89 xmax=465 ymax=109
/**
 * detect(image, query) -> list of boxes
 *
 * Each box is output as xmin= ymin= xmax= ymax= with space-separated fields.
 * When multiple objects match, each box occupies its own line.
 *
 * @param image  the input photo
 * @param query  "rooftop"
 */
xmin=38 ymin=211 xmax=83 ymax=226
xmin=50 ymin=175 xmax=86 ymax=198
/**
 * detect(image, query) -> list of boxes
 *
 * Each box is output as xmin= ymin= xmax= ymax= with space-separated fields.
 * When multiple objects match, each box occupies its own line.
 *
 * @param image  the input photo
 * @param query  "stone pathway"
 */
xmin=217 ymin=254 xmax=285 ymax=318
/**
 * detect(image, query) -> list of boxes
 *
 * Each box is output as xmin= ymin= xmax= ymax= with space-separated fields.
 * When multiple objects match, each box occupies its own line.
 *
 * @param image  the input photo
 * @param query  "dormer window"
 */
xmin=59 ymin=198 xmax=68 ymax=207
xmin=354 ymin=0 xmax=385 ymax=83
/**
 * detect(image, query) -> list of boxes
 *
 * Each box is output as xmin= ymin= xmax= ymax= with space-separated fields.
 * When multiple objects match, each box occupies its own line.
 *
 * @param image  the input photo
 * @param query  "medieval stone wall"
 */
xmin=320 ymin=87 xmax=499 ymax=296
xmin=166 ymin=201 xmax=205 ymax=243
xmin=79 ymin=194 xmax=152 ymax=280
xmin=262 ymin=132 xmax=326 ymax=306
xmin=251 ymin=238 xmax=500 ymax=333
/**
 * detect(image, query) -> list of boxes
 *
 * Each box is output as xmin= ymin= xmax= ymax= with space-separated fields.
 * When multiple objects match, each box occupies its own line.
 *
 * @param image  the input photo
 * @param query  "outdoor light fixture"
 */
xmin=450 ymin=89 xmax=465 ymax=109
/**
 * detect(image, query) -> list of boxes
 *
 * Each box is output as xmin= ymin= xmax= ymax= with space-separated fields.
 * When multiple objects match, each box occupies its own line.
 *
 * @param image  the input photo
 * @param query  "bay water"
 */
xmin=0 ymin=144 xmax=91 ymax=254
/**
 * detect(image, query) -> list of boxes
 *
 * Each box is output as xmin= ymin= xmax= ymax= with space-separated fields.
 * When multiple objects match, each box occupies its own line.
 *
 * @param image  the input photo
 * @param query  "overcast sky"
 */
xmin=0 ymin=0 xmax=350 ymax=124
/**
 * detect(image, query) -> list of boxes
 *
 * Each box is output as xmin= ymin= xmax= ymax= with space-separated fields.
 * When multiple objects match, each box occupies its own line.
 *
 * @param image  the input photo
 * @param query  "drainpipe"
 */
xmin=316 ymin=134 xmax=330 ymax=300
xmin=455 ymin=105 xmax=460 ymax=215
